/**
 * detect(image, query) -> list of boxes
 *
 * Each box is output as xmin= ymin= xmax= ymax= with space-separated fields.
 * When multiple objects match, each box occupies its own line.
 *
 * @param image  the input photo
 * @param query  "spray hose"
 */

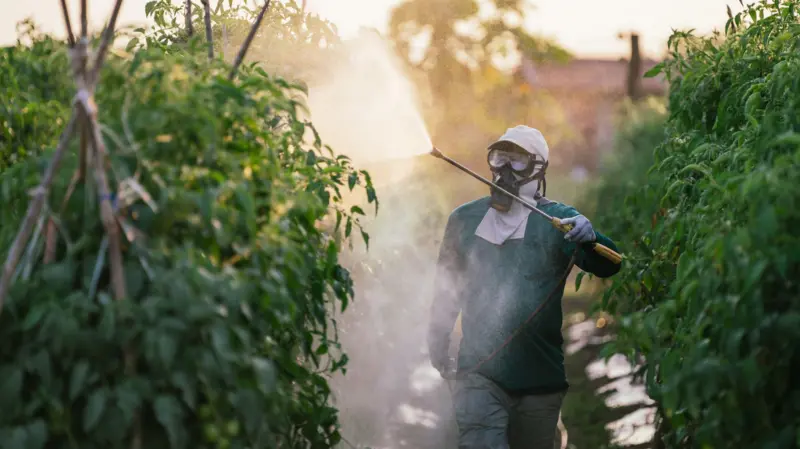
xmin=429 ymin=147 xmax=623 ymax=265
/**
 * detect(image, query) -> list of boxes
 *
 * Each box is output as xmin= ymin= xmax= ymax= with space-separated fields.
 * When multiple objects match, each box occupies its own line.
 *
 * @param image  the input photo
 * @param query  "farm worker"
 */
xmin=427 ymin=125 xmax=621 ymax=449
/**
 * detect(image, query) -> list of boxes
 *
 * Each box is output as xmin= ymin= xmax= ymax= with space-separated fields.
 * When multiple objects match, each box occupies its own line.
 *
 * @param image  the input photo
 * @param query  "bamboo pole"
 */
xmin=202 ymin=0 xmax=214 ymax=60
xmin=229 ymin=0 xmax=272 ymax=80
xmin=186 ymin=0 xmax=194 ymax=36
xmin=47 ymin=2 xmax=82 ymax=263
xmin=75 ymin=92 xmax=127 ymax=301
xmin=0 ymin=113 xmax=79 ymax=309
xmin=88 ymin=0 xmax=125 ymax=87
xmin=59 ymin=0 xmax=76 ymax=46
xmin=81 ymin=0 xmax=88 ymax=38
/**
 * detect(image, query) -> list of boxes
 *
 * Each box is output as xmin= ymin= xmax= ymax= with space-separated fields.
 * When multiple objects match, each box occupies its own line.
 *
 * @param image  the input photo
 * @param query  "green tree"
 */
xmin=388 ymin=0 xmax=569 ymax=150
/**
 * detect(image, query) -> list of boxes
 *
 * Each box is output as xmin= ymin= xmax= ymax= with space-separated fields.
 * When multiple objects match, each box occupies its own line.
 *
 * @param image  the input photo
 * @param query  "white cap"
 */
xmin=492 ymin=125 xmax=549 ymax=162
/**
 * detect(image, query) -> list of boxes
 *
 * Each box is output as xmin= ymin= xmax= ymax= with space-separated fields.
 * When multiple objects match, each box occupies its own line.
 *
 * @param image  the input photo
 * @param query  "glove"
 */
xmin=560 ymin=215 xmax=596 ymax=243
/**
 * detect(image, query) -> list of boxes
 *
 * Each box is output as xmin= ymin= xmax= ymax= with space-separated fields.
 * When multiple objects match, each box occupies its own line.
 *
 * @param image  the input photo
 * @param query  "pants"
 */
xmin=452 ymin=373 xmax=565 ymax=449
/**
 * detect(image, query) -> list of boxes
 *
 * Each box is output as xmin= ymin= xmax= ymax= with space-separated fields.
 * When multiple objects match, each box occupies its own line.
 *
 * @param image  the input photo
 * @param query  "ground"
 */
xmin=333 ymin=289 xmax=657 ymax=449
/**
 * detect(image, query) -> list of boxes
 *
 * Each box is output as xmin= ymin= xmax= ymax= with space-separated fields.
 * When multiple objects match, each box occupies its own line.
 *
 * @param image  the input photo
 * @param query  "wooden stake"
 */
xmin=59 ymin=0 xmax=76 ymax=46
xmin=186 ymin=0 xmax=194 ymax=37
xmin=81 ymin=0 xmax=88 ymax=38
xmin=77 ymin=93 xmax=127 ymax=301
xmin=88 ymin=0 xmax=125 ymax=87
xmin=229 ymin=0 xmax=272 ymax=80
xmin=202 ymin=0 xmax=214 ymax=60
xmin=0 ymin=112 xmax=79 ymax=310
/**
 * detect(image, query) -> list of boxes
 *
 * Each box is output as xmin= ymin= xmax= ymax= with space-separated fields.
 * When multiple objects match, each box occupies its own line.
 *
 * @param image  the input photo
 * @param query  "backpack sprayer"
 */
xmin=429 ymin=146 xmax=623 ymax=264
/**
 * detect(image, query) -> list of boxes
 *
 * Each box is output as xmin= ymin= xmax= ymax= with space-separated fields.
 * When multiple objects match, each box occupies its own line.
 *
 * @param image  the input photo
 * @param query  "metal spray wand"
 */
xmin=429 ymin=147 xmax=623 ymax=264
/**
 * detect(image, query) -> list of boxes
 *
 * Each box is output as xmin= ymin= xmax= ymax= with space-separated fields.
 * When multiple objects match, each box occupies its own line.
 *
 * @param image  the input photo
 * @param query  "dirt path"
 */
xmin=334 ymin=292 xmax=657 ymax=449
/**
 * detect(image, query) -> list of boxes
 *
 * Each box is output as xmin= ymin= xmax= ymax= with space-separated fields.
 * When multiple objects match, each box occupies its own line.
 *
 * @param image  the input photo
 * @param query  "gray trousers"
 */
xmin=451 ymin=374 xmax=565 ymax=449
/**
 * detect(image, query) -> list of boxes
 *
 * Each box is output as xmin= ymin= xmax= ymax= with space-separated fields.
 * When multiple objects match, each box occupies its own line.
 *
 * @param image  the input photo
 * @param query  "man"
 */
xmin=427 ymin=125 xmax=621 ymax=449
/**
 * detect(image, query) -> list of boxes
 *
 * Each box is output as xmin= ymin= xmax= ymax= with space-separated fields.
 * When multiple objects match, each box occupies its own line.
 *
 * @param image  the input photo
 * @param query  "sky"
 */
xmin=0 ymin=0 xmax=744 ymax=58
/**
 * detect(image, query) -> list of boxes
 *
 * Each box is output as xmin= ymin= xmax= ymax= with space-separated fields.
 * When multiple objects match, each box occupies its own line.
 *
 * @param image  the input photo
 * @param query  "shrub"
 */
xmin=588 ymin=1 xmax=800 ymax=447
xmin=0 ymin=5 xmax=376 ymax=449
xmin=0 ymin=20 xmax=72 ymax=172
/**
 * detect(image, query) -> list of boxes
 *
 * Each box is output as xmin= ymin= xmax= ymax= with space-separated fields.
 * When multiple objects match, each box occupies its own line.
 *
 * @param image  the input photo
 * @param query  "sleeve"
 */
xmin=427 ymin=213 xmax=464 ymax=366
xmin=553 ymin=205 xmax=622 ymax=279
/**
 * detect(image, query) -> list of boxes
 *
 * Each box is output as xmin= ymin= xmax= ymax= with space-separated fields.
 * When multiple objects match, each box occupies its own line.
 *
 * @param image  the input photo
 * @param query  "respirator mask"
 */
xmin=487 ymin=142 xmax=548 ymax=212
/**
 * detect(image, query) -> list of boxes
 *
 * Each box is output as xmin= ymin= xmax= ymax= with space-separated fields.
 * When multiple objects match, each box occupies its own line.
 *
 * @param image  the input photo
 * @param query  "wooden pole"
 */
xmin=627 ymin=33 xmax=642 ymax=100
xmin=229 ymin=0 xmax=272 ymax=80
xmin=186 ymin=0 xmax=194 ymax=37
xmin=202 ymin=0 xmax=214 ymax=60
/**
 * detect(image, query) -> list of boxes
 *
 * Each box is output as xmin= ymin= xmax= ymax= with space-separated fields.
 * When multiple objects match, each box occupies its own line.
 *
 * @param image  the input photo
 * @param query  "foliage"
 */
xmin=0 ymin=20 xmax=72 ymax=172
xmin=389 ymin=0 xmax=568 ymax=78
xmin=588 ymin=1 xmax=800 ymax=447
xmin=132 ymin=0 xmax=339 ymax=83
xmin=0 ymin=5 xmax=376 ymax=449
xmin=582 ymin=97 xmax=667 ymax=222
xmin=387 ymin=0 xmax=572 ymax=157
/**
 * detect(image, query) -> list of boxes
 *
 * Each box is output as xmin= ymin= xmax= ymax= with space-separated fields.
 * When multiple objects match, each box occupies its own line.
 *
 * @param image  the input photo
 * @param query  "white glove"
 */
xmin=560 ymin=215 xmax=596 ymax=243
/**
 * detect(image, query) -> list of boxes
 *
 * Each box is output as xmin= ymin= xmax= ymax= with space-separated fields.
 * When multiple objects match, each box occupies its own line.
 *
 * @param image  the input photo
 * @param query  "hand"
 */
xmin=560 ymin=215 xmax=596 ymax=243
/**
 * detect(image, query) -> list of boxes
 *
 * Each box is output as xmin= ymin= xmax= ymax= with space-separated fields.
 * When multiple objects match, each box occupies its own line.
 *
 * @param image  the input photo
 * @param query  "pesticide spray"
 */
xmin=300 ymin=30 xmax=460 ymax=448
xmin=306 ymin=29 xmax=433 ymax=169
xmin=242 ymin=20 xmax=589 ymax=448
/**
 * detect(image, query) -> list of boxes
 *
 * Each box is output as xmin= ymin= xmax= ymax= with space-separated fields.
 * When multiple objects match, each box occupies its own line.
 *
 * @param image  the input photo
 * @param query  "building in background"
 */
xmin=516 ymin=34 xmax=667 ymax=173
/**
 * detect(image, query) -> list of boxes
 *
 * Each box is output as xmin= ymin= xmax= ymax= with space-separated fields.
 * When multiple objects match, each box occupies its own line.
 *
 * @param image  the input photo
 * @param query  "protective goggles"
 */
xmin=487 ymin=148 xmax=535 ymax=172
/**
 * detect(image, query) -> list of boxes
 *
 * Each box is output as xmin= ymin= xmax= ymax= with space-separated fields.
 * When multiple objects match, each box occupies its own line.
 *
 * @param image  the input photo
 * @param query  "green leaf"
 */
xmin=306 ymin=150 xmax=317 ymax=166
xmin=69 ymin=361 xmax=90 ymax=401
xmin=125 ymin=37 xmax=140 ymax=52
xmin=116 ymin=382 xmax=142 ymax=428
xmin=210 ymin=324 xmax=231 ymax=359
xmin=123 ymin=264 xmax=145 ymax=300
xmin=742 ymin=260 xmax=767 ymax=294
xmin=154 ymin=395 xmax=187 ymax=449
xmin=575 ymin=271 xmax=586 ymax=291
xmin=350 ymin=205 xmax=365 ymax=215
xmin=644 ymin=62 xmax=665 ymax=78
xmin=158 ymin=333 xmax=178 ymax=370
xmin=26 ymin=351 xmax=51 ymax=388
xmin=83 ymin=388 xmax=108 ymax=432
xmin=360 ymin=229 xmax=370 ymax=250
xmin=170 ymin=372 xmax=197 ymax=409
xmin=0 ymin=366 xmax=23 ymax=407
xmin=22 ymin=304 xmax=47 ymax=330
xmin=145 ymin=1 xmax=157 ymax=16
xmin=348 ymin=172 xmax=358 ymax=190
xmin=7 ymin=427 xmax=26 ymax=449
xmin=99 ymin=304 xmax=116 ymax=340
xmin=233 ymin=389 xmax=263 ymax=435
xmin=252 ymin=357 xmax=276 ymax=394
xmin=26 ymin=420 xmax=47 ymax=449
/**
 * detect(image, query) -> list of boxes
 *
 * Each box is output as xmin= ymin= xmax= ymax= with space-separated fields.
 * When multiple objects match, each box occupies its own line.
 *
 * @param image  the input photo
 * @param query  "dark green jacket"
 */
xmin=427 ymin=196 xmax=620 ymax=395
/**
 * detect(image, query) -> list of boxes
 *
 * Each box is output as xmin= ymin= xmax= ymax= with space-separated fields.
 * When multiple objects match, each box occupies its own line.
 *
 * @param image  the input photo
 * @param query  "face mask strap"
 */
xmin=515 ymin=160 xmax=548 ymax=195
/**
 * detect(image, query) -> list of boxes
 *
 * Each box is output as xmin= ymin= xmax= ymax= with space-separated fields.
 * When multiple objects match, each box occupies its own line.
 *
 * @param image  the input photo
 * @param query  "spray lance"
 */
xmin=428 ymin=146 xmax=623 ymax=383
xmin=429 ymin=146 xmax=623 ymax=264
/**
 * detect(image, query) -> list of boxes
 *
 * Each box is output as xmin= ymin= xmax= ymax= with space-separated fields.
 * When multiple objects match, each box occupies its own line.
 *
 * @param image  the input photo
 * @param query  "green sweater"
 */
xmin=428 ymin=196 xmax=620 ymax=395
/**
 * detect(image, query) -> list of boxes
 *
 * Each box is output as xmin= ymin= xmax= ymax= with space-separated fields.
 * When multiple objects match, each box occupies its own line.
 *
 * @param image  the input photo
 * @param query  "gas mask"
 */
xmin=487 ymin=144 xmax=548 ymax=212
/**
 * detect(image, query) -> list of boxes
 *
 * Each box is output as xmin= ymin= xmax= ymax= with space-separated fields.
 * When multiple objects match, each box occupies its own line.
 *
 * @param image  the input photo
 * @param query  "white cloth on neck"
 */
xmin=475 ymin=181 xmax=540 ymax=245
